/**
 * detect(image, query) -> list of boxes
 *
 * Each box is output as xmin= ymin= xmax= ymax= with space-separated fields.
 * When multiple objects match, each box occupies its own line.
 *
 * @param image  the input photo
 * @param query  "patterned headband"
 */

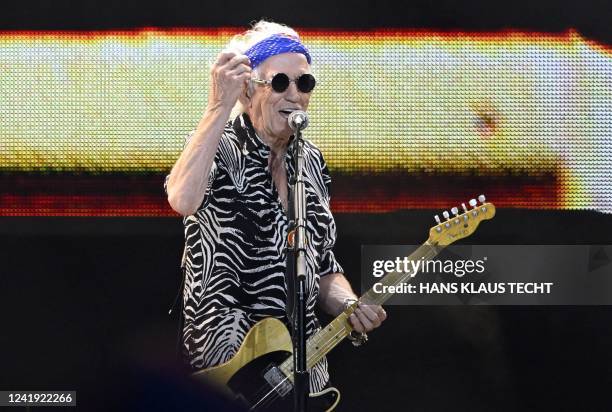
xmin=244 ymin=33 xmax=312 ymax=69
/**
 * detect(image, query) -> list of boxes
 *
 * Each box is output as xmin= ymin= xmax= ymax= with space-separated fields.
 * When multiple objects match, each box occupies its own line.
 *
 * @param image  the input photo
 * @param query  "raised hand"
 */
xmin=208 ymin=51 xmax=252 ymax=109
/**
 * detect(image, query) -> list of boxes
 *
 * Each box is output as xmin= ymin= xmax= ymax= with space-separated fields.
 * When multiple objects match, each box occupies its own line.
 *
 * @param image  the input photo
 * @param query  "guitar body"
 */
xmin=192 ymin=318 xmax=340 ymax=411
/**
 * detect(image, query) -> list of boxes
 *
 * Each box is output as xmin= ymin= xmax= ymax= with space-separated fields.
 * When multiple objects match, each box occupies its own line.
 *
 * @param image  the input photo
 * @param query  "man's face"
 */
xmin=247 ymin=52 xmax=312 ymax=145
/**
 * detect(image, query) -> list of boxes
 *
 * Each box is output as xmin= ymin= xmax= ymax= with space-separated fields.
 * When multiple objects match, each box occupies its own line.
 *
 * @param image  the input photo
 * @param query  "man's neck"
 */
xmin=254 ymin=128 xmax=289 ymax=159
xmin=268 ymin=148 xmax=287 ymax=171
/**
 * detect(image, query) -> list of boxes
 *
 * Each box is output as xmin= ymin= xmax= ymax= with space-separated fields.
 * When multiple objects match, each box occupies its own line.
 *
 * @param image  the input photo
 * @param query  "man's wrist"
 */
xmin=348 ymin=330 xmax=368 ymax=347
xmin=343 ymin=297 xmax=368 ymax=347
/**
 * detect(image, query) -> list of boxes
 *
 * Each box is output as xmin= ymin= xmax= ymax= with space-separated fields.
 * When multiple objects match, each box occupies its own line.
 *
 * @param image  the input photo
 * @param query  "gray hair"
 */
xmin=225 ymin=20 xmax=303 ymax=117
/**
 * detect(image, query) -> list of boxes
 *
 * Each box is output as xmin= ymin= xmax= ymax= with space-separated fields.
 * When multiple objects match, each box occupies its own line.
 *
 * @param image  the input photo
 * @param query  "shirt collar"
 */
xmin=232 ymin=113 xmax=262 ymax=155
xmin=232 ymin=113 xmax=296 ymax=160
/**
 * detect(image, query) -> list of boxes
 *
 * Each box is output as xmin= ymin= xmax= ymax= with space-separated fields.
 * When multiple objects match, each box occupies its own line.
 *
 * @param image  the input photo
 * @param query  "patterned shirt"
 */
xmin=173 ymin=113 xmax=343 ymax=392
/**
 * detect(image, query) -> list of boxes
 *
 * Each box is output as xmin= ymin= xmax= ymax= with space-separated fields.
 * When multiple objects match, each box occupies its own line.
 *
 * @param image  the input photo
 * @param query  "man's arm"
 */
xmin=166 ymin=52 xmax=251 ymax=216
xmin=319 ymin=272 xmax=387 ymax=333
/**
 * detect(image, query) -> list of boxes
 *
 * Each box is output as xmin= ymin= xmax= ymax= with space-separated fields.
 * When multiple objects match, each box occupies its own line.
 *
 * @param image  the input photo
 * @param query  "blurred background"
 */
xmin=1 ymin=0 xmax=611 ymax=410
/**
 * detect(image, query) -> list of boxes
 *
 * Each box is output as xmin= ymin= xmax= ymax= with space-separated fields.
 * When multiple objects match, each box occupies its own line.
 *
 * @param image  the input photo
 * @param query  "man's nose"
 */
xmin=284 ymin=81 xmax=300 ymax=101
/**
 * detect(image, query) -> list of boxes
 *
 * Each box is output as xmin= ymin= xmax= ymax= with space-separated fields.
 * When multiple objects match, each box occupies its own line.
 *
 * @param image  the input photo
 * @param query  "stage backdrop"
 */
xmin=1 ymin=29 xmax=610 ymax=215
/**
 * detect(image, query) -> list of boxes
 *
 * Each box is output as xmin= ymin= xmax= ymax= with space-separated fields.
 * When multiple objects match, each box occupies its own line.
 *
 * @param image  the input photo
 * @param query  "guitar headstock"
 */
xmin=428 ymin=195 xmax=496 ymax=246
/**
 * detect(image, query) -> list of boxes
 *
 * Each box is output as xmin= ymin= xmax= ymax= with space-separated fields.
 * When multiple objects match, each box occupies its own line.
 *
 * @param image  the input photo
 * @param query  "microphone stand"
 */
xmin=287 ymin=125 xmax=309 ymax=412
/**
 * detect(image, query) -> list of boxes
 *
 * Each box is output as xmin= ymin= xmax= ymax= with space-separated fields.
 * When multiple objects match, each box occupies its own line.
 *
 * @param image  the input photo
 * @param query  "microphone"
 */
xmin=288 ymin=110 xmax=309 ymax=131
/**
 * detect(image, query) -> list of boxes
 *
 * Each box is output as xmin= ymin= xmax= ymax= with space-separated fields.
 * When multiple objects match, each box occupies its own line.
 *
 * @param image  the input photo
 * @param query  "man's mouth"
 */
xmin=278 ymin=109 xmax=298 ymax=118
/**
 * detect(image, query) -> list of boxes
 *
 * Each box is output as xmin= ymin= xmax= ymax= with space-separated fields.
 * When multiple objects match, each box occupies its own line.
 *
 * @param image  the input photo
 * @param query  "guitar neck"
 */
xmin=280 ymin=199 xmax=495 ymax=379
xmin=280 ymin=241 xmax=445 ymax=376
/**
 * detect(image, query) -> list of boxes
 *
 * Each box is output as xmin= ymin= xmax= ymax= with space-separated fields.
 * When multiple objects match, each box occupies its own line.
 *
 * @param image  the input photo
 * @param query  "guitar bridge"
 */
xmin=262 ymin=365 xmax=293 ymax=397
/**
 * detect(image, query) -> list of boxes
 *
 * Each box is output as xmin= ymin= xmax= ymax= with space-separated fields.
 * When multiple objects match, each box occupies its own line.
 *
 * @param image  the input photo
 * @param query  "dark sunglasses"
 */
xmin=251 ymin=73 xmax=316 ymax=94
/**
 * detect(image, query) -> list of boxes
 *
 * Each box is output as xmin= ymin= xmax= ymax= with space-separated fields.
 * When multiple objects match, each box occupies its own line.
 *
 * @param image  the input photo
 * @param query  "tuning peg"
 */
xmin=469 ymin=199 xmax=477 ymax=208
xmin=461 ymin=203 xmax=468 ymax=213
xmin=451 ymin=207 xmax=459 ymax=216
xmin=478 ymin=194 xmax=486 ymax=203
xmin=442 ymin=210 xmax=450 ymax=220
xmin=434 ymin=215 xmax=441 ymax=224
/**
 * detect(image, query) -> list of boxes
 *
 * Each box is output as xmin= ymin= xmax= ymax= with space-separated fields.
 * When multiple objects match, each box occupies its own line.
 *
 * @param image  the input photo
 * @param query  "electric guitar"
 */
xmin=192 ymin=196 xmax=496 ymax=411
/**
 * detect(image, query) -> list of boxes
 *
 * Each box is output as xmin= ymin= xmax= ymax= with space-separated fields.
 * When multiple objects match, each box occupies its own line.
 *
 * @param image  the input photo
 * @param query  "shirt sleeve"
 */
xmin=319 ymin=249 xmax=344 ymax=277
xmin=317 ymin=153 xmax=344 ymax=277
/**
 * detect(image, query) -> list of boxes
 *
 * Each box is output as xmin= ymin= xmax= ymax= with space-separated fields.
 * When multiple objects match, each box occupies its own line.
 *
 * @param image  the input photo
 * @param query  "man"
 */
xmin=165 ymin=20 xmax=386 ymax=393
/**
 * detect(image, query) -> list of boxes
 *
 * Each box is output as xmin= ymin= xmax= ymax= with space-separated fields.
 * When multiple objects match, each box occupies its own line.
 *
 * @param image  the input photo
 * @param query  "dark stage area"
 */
xmin=1 ymin=210 xmax=611 ymax=410
xmin=1 ymin=0 xmax=610 ymax=44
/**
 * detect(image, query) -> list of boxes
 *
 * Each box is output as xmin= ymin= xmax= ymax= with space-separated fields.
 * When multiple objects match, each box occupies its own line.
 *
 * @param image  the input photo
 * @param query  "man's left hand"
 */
xmin=348 ymin=302 xmax=387 ymax=333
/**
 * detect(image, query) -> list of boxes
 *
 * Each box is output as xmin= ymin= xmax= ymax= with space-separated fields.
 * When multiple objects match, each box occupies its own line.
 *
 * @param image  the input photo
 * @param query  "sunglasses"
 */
xmin=251 ymin=73 xmax=316 ymax=94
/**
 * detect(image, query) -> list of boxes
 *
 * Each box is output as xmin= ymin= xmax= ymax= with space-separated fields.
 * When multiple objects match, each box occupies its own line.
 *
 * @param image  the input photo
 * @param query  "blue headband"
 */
xmin=244 ymin=34 xmax=312 ymax=69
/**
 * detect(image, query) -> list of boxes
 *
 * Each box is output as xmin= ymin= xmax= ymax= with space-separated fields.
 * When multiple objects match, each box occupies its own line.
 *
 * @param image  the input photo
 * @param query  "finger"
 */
xmin=349 ymin=313 xmax=365 ymax=333
xmin=231 ymin=72 xmax=252 ymax=85
xmin=227 ymin=63 xmax=252 ymax=76
xmin=224 ymin=54 xmax=251 ymax=69
xmin=216 ymin=51 xmax=238 ymax=64
xmin=359 ymin=305 xmax=382 ymax=328
xmin=355 ymin=308 xmax=374 ymax=331
xmin=379 ymin=307 xmax=387 ymax=321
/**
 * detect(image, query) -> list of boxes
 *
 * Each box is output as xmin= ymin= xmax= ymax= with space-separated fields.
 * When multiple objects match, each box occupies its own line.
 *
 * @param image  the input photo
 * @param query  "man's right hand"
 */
xmin=167 ymin=52 xmax=251 ymax=216
xmin=208 ymin=51 xmax=252 ymax=109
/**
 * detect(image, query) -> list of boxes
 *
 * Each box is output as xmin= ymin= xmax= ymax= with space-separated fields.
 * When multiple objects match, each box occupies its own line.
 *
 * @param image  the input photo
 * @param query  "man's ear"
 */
xmin=238 ymin=82 xmax=251 ymax=108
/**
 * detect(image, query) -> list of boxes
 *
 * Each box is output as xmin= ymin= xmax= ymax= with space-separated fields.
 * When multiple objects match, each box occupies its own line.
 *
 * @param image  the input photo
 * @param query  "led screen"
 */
xmin=1 ymin=29 xmax=610 ymax=215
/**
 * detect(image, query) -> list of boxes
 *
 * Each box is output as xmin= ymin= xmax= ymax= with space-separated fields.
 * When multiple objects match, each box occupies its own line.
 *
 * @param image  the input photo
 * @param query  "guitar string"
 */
xmin=250 ymin=325 xmax=349 ymax=411
xmin=246 ymin=326 xmax=343 ymax=410
xmin=250 ymin=216 xmax=488 ymax=408
xmin=250 ymin=244 xmax=442 ymax=410
xmin=247 ymin=317 xmax=350 ymax=409
xmin=253 ymin=293 xmax=431 ymax=409
xmin=254 ymin=287 xmax=434 ymax=408
xmin=250 ymin=329 xmax=343 ymax=410
xmin=250 ymin=288 xmax=401 ymax=411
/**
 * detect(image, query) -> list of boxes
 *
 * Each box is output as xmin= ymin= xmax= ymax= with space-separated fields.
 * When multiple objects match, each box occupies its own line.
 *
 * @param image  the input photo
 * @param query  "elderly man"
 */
xmin=165 ymin=20 xmax=386 ymax=395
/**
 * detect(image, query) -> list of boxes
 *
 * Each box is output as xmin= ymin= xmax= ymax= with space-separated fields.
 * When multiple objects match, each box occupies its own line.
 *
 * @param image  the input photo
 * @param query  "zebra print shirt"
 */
xmin=175 ymin=113 xmax=343 ymax=392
